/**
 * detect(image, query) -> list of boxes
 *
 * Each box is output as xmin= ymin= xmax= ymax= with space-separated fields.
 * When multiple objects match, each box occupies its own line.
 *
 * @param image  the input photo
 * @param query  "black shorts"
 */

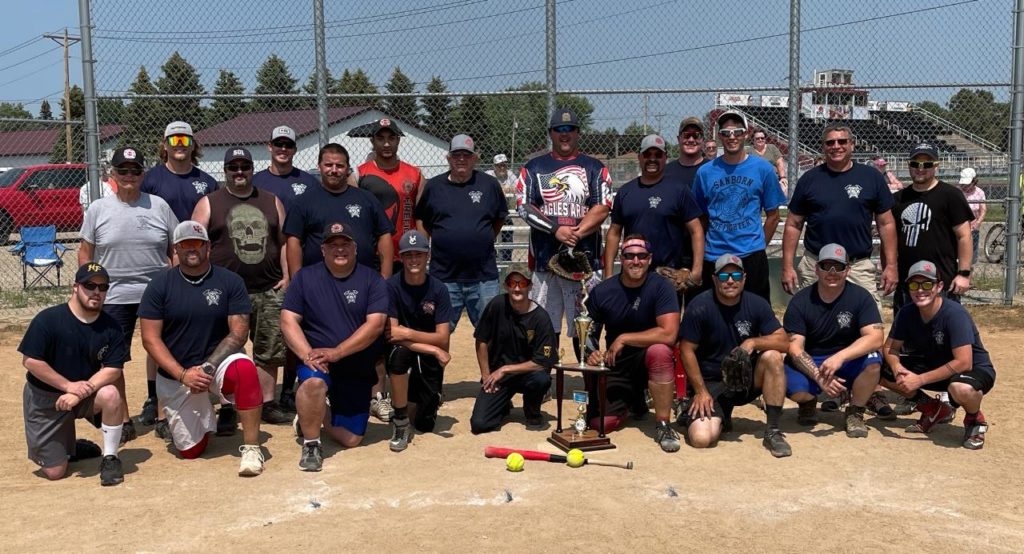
xmin=103 ymin=303 xmax=140 ymax=361
xmin=882 ymin=357 xmax=995 ymax=395
xmin=386 ymin=345 xmax=446 ymax=432
xmin=587 ymin=347 xmax=648 ymax=417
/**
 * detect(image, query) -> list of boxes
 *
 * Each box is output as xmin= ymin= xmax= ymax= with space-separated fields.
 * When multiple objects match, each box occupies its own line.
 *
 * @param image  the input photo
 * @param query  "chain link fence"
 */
xmin=0 ymin=0 xmax=1018 ymax=318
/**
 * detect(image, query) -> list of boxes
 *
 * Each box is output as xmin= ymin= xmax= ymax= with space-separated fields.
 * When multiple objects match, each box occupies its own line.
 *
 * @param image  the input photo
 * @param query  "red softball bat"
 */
xmin=483 ymin=446 xmax=633 ymax=470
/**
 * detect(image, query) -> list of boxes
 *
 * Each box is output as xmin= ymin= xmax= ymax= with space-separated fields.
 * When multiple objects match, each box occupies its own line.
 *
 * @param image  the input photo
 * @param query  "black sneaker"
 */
xmin=299 ymin=441 xmax=323 ymax=472
xmin=154 ymin=419 xmax=171 ymax=442
xmin=216 ymin=405 xmax=238 ymax=437
xmin=261 ymin=401 xmax=291 ymax=425
xmin=797 ymin=400 xmax=818 ymax=426
xmin=866 ymin=392 xmax=896 ymax=420
xmin=119 ymin=421 xmax=137 ymax=445
xmin=763 ymin=428 xmax=792 ymax=458
xmin=69 ymin=439 xmax=102 ymax=462
xmin=279 ymin=390 xmax=296 ymax=413
xmin=99 ymin=455 xmax=124 ymax=486
xmin=139 ymin=397 xmax=158 ymax=426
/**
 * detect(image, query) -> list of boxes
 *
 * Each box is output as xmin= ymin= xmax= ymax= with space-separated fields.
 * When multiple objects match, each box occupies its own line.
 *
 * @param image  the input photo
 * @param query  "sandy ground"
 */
xmin=1 ymin=309 xmax=1023 ymax=553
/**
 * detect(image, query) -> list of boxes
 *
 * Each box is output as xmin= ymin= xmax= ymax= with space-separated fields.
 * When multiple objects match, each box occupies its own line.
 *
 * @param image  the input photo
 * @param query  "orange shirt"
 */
xmin=356 ymin=160 xmax=422 ymax=260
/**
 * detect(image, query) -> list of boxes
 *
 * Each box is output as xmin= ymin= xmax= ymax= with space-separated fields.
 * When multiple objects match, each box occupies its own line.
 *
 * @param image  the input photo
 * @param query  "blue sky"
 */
xmin=0 ymin=0 xmax=1012 ymax=133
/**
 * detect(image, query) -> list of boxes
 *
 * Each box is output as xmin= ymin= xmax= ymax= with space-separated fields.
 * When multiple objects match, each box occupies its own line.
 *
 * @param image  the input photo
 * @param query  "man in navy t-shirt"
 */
xmin=281 ymin=222 xmax=389 ymax=471
xmin=139 ymin=221 xmax=267 ymax=476
xmin=782 ymin=124 xmax=898 ymax=309
xmin=415 ymin=134 xmax=507 ymax=331
xmin=385 ymin=231 xmax=453 ymax=449
xmin=661 ymin=116 xmax=709 ymax=191
xmin=678 ymin=253 xmax=791 ymax=457
xmin=881 ymin=260 xmax=996 ymax=450
xmin=252 ymin=125 xmax=321 ymax=213
xmin=141 ymin=121 xmax=219 ymax=222
xmin=782 ymin=244 xmax=885 ymax=438
xmin=584 ymin=235 xmax=680 ymax=452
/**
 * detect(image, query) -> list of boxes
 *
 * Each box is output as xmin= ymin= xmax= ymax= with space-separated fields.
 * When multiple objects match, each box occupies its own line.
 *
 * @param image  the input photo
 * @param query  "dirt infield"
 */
xmin=1 ymin=310 xmax=1023 ymax=552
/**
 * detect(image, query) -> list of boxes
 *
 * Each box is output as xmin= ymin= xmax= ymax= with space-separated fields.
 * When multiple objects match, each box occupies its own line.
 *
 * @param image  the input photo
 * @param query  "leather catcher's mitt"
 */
xmin=721 ymin=347 xmax=753 ymax=394
xmin=548 ymin=249 xmax=594 ymax=282
xmin=655 ymin=267 xmax=695 ymax=292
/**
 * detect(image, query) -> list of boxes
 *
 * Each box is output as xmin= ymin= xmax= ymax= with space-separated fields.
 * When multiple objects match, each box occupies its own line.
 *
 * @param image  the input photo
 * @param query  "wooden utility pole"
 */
xmin=44 ymin=29 xmax=81 ymax=163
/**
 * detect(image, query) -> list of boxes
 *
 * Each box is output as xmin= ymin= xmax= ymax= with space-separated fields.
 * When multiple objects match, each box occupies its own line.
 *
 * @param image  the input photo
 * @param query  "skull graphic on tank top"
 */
xmin=900 ymin=202 xmax=931 ymax=247
xmin=227 ymin=203 xmax=269 ymax=264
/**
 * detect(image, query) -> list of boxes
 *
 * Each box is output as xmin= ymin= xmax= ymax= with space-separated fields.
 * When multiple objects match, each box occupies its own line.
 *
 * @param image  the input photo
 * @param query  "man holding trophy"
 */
xmin=582 ymin=235 xmax=681 ymax=452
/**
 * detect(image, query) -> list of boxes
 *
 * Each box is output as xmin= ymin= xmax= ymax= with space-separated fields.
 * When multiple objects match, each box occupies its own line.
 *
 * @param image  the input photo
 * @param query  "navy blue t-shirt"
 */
xmin=387 ymin=273 xmax=453 ymax=332
xmin=586 ymin=273 xmax=679 ymax=347
xmin=253 ymin=167 xmax=320 ymax=213
xmin=661 ymin=158 xmax=707 ymax=190
xmin=783 ymin=282 xmax=881 ymax=356
xmin=138 ymin=266 xmax=251 ymax=372
xmin=283 ymin=263 xmax=389 ymax=380
xmin=282 ymin=184 xmax=393 ymax=269
xmin=610 ymin=176 xmax=702 ymax=269
xmin=141 ymin=164 xmax=220 ymax=222
xmin=19 ymin=304 xmax=128 ymax=393
xmin=679 ymin=290 xmax=782 ymax=381
xmin=415 ymin=171 xmax=508 ymax=282
xmin=890 ymin=299 xmax=995 ymax=373
xmin=789 ymin=163 xmax=893 ymax=260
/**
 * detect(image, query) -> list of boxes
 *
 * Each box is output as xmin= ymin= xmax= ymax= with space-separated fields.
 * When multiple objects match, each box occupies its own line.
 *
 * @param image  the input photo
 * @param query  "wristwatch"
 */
xmin=957 ymin=269 xmax=972 ymax=277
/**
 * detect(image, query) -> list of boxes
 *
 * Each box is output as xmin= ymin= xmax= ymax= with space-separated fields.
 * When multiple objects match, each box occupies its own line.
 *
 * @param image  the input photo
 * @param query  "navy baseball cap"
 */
xmin=75 ymin=261 xmax=109 ymax=283
xmin=549 ymin=108 xmax=580 ymax=129
xmin=909 ymin=142 xmax=938 ymax=160
xmin=399 ymin=230 xmax=429 ymax=253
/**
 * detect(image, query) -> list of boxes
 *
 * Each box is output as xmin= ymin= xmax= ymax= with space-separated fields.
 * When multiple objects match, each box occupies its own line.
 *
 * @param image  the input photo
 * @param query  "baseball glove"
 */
xmin=655 ymin=267 xmax=695 ymax=292
xmin=548 ymin=249 xmax=594 ymax=282
xmin=721 ymin=347 xmax=753 ymax=394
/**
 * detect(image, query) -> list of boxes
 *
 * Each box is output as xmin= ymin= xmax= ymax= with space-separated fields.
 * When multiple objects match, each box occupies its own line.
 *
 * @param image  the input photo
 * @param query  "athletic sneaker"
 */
xmin=69 ymin=439 xmax=102 ymax=462
xmin=139 ymin=396 xmax=158 ymax=426
xmin=906 ymin=399 xmax=954 ymax=434
xmin=797 ymin=400 xmax=818 ymax=426
xmin=655 ymin=420 xmax=681 ymax=453
xmin=866 ymin=392 xmax=896 ymax=420
xmin=238 ymin=445 xmax=265 ymax=476
xmin=99 ymin=455 xmax=124 ymax=486
xmin=279 ymin=390 xmax=296 ymax=413
xmin=820 ymin=390 xmax=849 ymax=412
xmin=389 ymin=418 xmax=413 ymax=452
xmin=962 ymin=417 xmax=988 ymax=450
xmin=119 ymin=420 xmax=137 ymax=445
xmin=293 ymin=414 xmax=301 ymax=438
xmin=154 ymin=419 xmax=171 ymax=442
xmin=893 ymin=394 xmax=923 ymax=416
xmin=261 ymin=401 xmax=291 ymax=425
xmin=762 ymin=428 xmax=792 ymax=458
xmin=299 ymin=441 xmax=323 ymax=472
xmin=845 ymin=408 xmax=869 ymax=438
xmin=369 ymin=392 xmax=393 ymax=423
xmin=216 ymin=405 xmax=238 ymax=436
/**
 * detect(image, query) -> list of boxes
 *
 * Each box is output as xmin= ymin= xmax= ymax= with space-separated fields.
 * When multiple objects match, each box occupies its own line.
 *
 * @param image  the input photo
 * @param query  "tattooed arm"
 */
xmin=787 ymin=332 xmax=820 ymax=380
xmin=203 ymin=314 xmax=249 ymax=371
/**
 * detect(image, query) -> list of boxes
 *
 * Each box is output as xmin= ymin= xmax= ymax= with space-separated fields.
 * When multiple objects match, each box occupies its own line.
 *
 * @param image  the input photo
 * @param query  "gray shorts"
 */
xmin=23 ymin=382 xmax=98 ymax=468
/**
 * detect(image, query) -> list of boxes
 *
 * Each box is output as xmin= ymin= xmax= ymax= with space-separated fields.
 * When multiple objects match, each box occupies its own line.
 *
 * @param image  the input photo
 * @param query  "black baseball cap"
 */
xmin=368 ymin=118 xmax=404 ymax=137
xmin=323 ymin=222 xmax=355 ymax=242
xmin=110 ymin=146 xmax=145 ymax=167
xmin=224 ymin=147 xmax=253 ymax=164
xmin=76 ymin=261 xmax=109 ymax=283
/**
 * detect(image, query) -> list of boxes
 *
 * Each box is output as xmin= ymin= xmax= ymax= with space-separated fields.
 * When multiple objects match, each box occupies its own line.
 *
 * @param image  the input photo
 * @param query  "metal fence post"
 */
xmin=545 ymin=0 xmax=556 ymax=146
xmin=786 ymin=0 xmax=800 ymax=197
xmin=313 ymin=0 xmax=328 ymax=148
xmin=79 ymin=0 xmax=101 ymax=203
xmin=1006 ymin=0 xmax=1024 ymax=304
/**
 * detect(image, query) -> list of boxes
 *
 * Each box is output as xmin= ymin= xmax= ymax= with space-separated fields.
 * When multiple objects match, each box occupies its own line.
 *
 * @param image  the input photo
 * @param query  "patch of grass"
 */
xmin=0 ymin=286 xmax=69 ymax=310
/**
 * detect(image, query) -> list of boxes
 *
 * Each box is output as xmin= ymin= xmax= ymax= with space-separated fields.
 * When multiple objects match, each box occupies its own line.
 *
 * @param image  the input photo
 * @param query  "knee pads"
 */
xmin=646 ymin=344 xmax=675 ymax=384
xmin=220 ymin=355 xmax=262 ymax=410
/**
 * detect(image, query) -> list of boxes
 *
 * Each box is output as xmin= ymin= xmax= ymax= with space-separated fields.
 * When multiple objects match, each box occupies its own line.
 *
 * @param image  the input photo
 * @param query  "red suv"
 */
xmin=0 ymin=164 xmax=87 ymax=241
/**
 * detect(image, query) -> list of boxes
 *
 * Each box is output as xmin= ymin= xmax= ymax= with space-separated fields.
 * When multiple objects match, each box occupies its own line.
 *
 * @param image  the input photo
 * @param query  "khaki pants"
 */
xmin=797 ymin=253 xmax=883 ymax=314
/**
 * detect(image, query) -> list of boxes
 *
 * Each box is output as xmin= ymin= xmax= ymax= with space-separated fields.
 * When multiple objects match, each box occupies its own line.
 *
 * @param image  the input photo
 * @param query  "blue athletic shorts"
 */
xmin=785 ymin=352 xmax=881 ymax=397
xmin=297 ymin=364 xmax=373 ymax=436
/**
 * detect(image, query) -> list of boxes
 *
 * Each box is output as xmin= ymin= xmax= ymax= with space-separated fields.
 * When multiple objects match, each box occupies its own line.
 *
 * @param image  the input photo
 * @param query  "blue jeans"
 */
xmin=445 ymin=280 xmax=499 ymax=331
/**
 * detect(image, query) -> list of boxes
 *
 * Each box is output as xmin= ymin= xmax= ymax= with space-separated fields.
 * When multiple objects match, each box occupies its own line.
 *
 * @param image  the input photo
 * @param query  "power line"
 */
xmin=0 ymin=45 xmax=61 ymax=73
xmin=0 ymin=59 xmax=64 ymax=89
xmin=0 ymin=36 xmax=46 ymax=59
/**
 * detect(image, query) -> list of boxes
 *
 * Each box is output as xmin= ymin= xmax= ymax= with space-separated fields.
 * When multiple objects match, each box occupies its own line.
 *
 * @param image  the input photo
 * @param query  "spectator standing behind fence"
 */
xmin=141 ymin=121 xmax=219 ymax=222
xmin=747 ymin=128 xmax=788 ymax=195
xmin=958 ymin=168 xmax=986 ymax=265
xmin=703 ymin=140 xmax=718 ymax=161
xmin=79 ymin=162 xmax=115 ymax=213
xmin=486 ymin=154 xmax=517 ymax=263
xmin=872 ymin=157 xmax=905 ymax=193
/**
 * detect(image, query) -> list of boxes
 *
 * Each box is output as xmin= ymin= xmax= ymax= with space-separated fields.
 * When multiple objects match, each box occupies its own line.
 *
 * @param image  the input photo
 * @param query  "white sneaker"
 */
xmin=370 ymin=392 xmax=393 ymax=422
xmin=238 ymin=445 xmax=264 ymax=476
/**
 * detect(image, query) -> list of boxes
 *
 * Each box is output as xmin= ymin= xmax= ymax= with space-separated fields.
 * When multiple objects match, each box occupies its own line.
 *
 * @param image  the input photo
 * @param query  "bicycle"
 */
xmin=983 ymin=217 xmax=1024 ymax=263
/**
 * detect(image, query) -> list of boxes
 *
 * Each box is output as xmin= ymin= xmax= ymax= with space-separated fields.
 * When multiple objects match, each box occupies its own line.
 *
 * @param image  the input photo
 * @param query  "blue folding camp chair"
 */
xmin=9 ymin=225 xmax=67 ymax=289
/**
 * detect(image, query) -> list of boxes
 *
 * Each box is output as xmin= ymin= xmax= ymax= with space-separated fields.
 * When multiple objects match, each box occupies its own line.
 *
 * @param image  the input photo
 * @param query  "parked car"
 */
xmin=0 ymin=163 xmax=87 ymax=242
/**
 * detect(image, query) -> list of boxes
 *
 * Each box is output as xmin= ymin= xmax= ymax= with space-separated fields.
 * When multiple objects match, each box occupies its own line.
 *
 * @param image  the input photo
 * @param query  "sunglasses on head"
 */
xmin=166 ymin=135 xmax=192 ymax=148
xmin=716 ymin=271 xmax=744 ymax=282
xmin=225 ymin=163 xmax=253 ymax=172
xmin=907 ymin=280 xmax=936 ymax=291
xmin=271 ymin=140 xmax=296 ymax=149
xmin=551 ymin=125 xmax=577 ymax=134
xmin=622 ymin=252 xmax=651 ymax=261
xmin=718 ymin=128 xmax=746 ymax=138
xmin=817 ymin=262 xmax=848 ymax=273
xmin=908 ymin=161 xmax=938 ymax=169
xmin=80 ymin=281 xmax=110 ymax=292
xmin=824 ymin=138 xmax=851 ymax=146
xmin=113 ymin=166 xmax=143 ymax=176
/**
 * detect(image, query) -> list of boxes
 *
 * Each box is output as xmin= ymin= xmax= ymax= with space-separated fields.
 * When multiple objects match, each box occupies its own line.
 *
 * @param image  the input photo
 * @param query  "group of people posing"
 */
xmin=19 ymin=107 xmax=996 ymax=487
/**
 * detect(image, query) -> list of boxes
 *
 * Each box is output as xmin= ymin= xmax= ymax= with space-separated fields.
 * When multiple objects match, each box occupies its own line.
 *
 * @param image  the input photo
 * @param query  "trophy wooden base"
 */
xmin=548 ymin=429 xmax=615 ymax=451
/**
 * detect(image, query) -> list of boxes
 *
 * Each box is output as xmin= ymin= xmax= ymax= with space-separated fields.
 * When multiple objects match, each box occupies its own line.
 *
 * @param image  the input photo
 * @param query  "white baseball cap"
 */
xmin=959 ymin=167 xmax=977 ymax=185
xmin=493 ymin=154 xmax=508 ymax=165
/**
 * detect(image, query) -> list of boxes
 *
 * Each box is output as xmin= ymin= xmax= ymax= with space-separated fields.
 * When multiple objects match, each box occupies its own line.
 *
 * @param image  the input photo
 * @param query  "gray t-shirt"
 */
xmin=80 ymin=193 xmax=178 ymax=304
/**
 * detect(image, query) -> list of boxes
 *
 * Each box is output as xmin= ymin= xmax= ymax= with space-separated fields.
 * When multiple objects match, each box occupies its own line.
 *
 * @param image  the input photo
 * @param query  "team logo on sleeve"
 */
xmin=837 ymin=311 xmax=853 ymax=329
xmin=735 ymin=320 xmax=752 ymax=338
xmin=933 ymin=330 xmax=945 ymax=345
xmin=346 ymin=204 xmax=362 ymax=218
xmin=421 ymin=301 xmax=436 ymax=315
xmin=539 ymin=166 xmax=588 ymax=205
xmin=543 ymin=345 xmax=552 ymax=357
xmin=469 ymin=190 xmax=483 ymax=204
xmin=203 ymin=288 xmax=222 ymax=306
xmin=344 ymin=289 xmax=359 ymax=304
xmin=844 ymin=184 xmax=862 ymax=199
xmin=291 ymin=183 xmax=307 ymax=195
xmin=193 ymin=181 xmax=209 ymax=194
xmin=648 ymin=196 xmax=662 ymax=209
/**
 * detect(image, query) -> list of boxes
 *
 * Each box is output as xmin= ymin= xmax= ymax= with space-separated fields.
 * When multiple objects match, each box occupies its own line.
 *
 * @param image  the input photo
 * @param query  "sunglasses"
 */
xmin=824 ymin=138 xmax=851 ymax=146
xmin=681 ymin=131 xmax=703 ymax=140
xmin=551 ymin=125 xmax=577 ymax=134
xmin=907 ymin=280 xmax=936 ymax=291
xmin=817 ymin=262 xmax=848 ymax=273
xmin=506 ymin=278 xmax=531 ymax=289
xmin=271 ymin=140 xmax=296 ymax=149
xmin=908 ymin=161 xmax=938 ymax=169
xmin=113 ymin=167 xmax=143 ymax=176
xmin=622 ymin=252 xmax=651 ymax=261
xmin=176 ymin=239 xmax=206 ymax=250
xmin=716 ymin=271 xmax=744 ymax=282
xmin=166 ymin=135 xmax=192 ymax=148
xmin=718 ymin=128 xmax=746 ymax=138
xmin=225 ymin=163 xmax=253 ymax=172
xmin=80 ymin=281 xmax=110 ymax=292
xmin=642 ymin=150 xmax=665 ymax=159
